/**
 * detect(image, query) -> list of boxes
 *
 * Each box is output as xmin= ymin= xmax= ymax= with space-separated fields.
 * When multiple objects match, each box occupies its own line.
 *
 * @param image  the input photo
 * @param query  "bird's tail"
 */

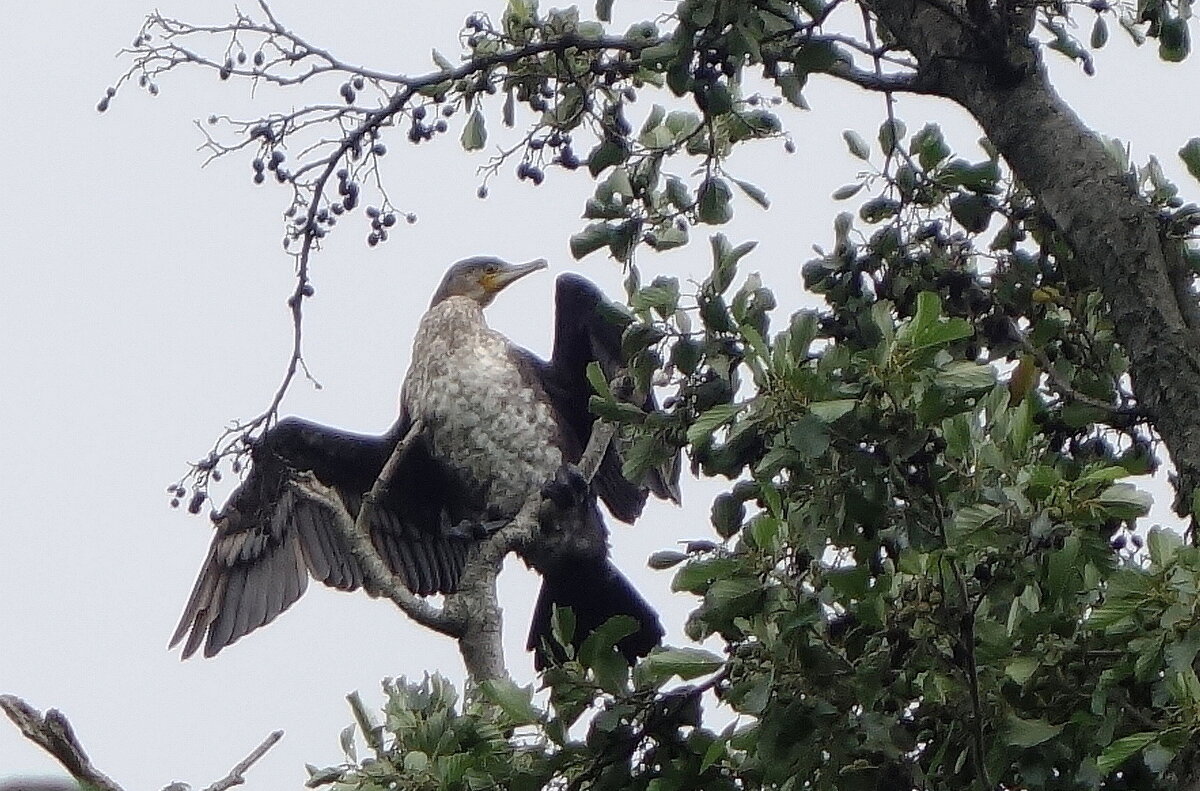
xmin=527 ymin=561 xmax=664 ymax=670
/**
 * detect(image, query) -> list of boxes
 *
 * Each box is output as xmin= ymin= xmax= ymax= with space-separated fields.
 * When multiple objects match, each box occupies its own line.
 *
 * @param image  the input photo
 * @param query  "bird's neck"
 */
xmin=419 ymin=295 xmax=488 ymax=337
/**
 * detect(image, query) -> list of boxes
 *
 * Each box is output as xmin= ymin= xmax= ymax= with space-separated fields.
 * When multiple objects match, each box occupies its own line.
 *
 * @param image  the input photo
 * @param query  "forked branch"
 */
xmin=0 ymin=695 xmax=281 ymax=791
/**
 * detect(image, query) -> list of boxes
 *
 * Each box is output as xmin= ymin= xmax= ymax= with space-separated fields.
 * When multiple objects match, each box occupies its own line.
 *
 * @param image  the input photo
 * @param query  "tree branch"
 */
xmin=825 ymin=61 xmax=930 ymax=94
xmin=289 ymin=419 xmax=465 ymax=639
xmin=0 ymin=696 xmax=123 ymax=791
xmin=201 ymin=730 xmax=284 ymax=791
xmin=1 ymin=695 xmax=286 ymax=791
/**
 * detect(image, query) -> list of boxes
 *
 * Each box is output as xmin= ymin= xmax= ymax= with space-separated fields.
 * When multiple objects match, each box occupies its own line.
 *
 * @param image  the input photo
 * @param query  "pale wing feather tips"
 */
xmin=171 ymin=417 xmax=470 ymax=658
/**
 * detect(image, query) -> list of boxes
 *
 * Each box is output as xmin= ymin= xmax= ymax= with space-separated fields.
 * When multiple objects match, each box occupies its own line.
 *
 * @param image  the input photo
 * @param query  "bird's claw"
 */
xmin=541 ymin=464 xmax=588 ymax=511
xmin=446 ymin=517 xmax=510 ymax=540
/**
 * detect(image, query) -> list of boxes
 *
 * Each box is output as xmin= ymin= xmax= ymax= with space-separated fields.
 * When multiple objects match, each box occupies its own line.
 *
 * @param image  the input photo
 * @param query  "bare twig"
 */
xmin=0 ymin=695 xmax=123 ymax=791
xmin=132 ymin=1 xmax=667 ymax=507
xmin=201 ymin=730 xmax=284 ymax=791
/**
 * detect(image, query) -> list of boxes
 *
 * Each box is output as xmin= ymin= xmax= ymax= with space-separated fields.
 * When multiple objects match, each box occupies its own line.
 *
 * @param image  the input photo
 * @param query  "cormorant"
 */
xmin=170 ymin=258 xmax=677 ymax=666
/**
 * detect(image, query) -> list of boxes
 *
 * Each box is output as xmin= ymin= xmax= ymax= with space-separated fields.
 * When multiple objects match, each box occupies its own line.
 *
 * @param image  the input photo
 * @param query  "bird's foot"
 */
xmin=541 ymin=464 xmax=589 ymax=511
xmin=446 ymin=517 xmax=510 ymax=541
xmin=539 ymin=464 xmax=591 ymax=532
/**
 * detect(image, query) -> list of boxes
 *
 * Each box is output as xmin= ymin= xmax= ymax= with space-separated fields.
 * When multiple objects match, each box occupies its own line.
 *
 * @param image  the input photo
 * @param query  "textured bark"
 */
xmin=868 ymin=0 xmax=1200 ymax=518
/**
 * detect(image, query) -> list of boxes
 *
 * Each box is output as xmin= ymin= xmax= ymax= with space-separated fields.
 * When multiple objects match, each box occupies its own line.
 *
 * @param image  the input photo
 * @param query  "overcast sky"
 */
xmin=1 ymin=1 xmax=1196 ymax=787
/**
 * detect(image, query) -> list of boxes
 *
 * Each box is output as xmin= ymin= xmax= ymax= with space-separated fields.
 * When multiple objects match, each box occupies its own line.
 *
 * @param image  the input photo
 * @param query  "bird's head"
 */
xmin=430 ymin=257 xmax=547 ymax=308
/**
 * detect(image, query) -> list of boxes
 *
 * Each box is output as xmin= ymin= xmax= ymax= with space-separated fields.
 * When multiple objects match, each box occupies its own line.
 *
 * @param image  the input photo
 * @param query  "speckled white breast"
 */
xmin=402 ymin=296 xmax=563 ymax=515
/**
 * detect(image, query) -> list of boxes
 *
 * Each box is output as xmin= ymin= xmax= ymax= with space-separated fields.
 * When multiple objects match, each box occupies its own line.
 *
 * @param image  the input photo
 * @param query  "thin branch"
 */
xmin=0 ymin=695 xmax=285 ymax=791
xmin=825 ymin=60 xmax=931 ymax=94
xmin=288 ymin=419 xmax=465 ymax=636
xmin=0 ymin=696 xmax=123 ymax=791
xmin=201 ymin=730 xmax=284 ymax=791
xmin=1017 ymin=333 xmax=1145 ymax=422
xmin=928 ymin=491 xmax=993 ymax=791
xmin=290 ymin=473 xmax=464 ymax=638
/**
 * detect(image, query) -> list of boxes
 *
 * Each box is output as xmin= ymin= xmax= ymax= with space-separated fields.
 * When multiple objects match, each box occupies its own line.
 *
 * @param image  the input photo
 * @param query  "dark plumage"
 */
xmin=171 ymin=258 xmax=677 ymax=665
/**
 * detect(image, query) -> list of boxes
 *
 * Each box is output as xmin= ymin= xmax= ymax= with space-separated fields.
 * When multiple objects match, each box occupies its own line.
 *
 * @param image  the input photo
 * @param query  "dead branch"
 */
xmin=1 ymin=694 xmax=286 ymax=791
xmin=201 ymin=729 xmax=284 ymax=791
xmin=0 ymin=695 xmax=123 ymax=791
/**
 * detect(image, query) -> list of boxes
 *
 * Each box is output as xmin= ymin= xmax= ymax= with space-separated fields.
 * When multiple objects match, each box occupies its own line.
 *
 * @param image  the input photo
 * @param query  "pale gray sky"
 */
xmin=0 ymin=1 xmax=1195 ymax=787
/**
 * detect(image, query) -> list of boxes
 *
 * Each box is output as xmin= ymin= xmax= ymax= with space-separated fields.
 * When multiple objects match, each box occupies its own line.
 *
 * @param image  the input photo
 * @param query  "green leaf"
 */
xmin=843 ymin=129 xmax=870 ymax=160
xmin=460 ymin=108 xmax=486 ymax=151
xmin=403 ymin=750 xmax=430 ymax=773
xmin=698 ymin=177 xmax=734 ymax=224
xmin=1091 ymin=15 xmax=1109 ymax=48
xmin=787 ymin=414 xmax=831 ymax=458
xmin=1180 ymin=138 xmax=1200 ymax=183
xmin=809 ymin=399 xmax=856 ymax=423
xmin=732 ymin=178 xmax=770 ymax=209
xmin=580 ymin=616 xmax=637 ymax=691
xmin=588 ymin=138 xmax=628 ymax=176
xmin=503 ymin=89 xmax=515 ymax=127
xmin=551 ymin=603 xmax=576 ymax=654
xmin=632 ymin=277 xmax=681 ymax=316
xmin=832 ymin=182 xmax=864 ymax=200
xmin=1095 ymin=483 xmax=1152 ymax=520
xmin=1005 ymin=656 xmax=1039 ymax=685
xmin=1147 ymin=526 xmax=1183 ymax=566
xmin=910 ymin=123 xmax=951 ymax=169
xmin=1159 ymin=17 xmax=1190 ymax=62
xmin=585 ymin=360 xmax=612 ymax=400
xmin=878 ymin=118 xmax=906 ymax=155
xmin=934 ymin=361 xmax=996 ymax=391
xmin=647 ymin=224 xmax=688 ymax=250
xmin=1005 ymin=715 xmax=1062 ymax=748
xmin=478 ymin=679 xmax=541 ymax=725
xmin=570 ymin=223 xmax=614 ymax=260
xmin=776 ymin=70 xmax=808 ymax=108
xmin=1168 ymin=667 xmax=1200 ymax=707
xmin=637 ymin=647 xmax=724 ymax=686
xmin=687 ymin=403 xmax=743 ymax=445
xmin=710 ymin=493 xmax=746 ymax=538
xmin=950 ymin=503 xmax=1002 ymax=539
xmin=1097 ymin=732 xmax=1159 ymax=774
xmin=949 ymin=193 xmax=994 ymax=233
xmin=672 ymin=556 xmax=740 ymax=594
xmin=648 ymin=550 xmax=688 ymax=570
xmin=913 ymin=318 xmax=973 ymax=350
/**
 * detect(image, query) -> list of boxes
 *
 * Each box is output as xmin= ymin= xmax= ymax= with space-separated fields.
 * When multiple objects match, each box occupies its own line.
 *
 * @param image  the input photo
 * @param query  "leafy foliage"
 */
xmin=109 ymin=0 xmax=1200 ymax=788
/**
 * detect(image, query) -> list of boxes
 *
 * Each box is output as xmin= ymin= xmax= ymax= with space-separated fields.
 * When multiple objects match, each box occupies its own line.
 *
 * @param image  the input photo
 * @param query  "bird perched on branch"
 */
xmin=171 ymin=258 xmax=677 ymax=667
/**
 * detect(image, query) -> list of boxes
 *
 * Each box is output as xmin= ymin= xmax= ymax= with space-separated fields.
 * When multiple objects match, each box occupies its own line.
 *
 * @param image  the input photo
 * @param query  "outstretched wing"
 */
xmin=540 ymin=273 xmax=681 ymax=522
xmin=170 ymin=416 xmax=471 ymax=658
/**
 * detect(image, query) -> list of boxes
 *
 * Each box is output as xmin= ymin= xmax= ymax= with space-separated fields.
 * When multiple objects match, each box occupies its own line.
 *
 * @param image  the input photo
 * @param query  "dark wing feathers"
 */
xmin=174 ymin=273 xmax=674 ymax=662
xmin=543 ymin=273 xmax=682 ymax=522
xmin=171 ymin=416 xmax=470 ymax=658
